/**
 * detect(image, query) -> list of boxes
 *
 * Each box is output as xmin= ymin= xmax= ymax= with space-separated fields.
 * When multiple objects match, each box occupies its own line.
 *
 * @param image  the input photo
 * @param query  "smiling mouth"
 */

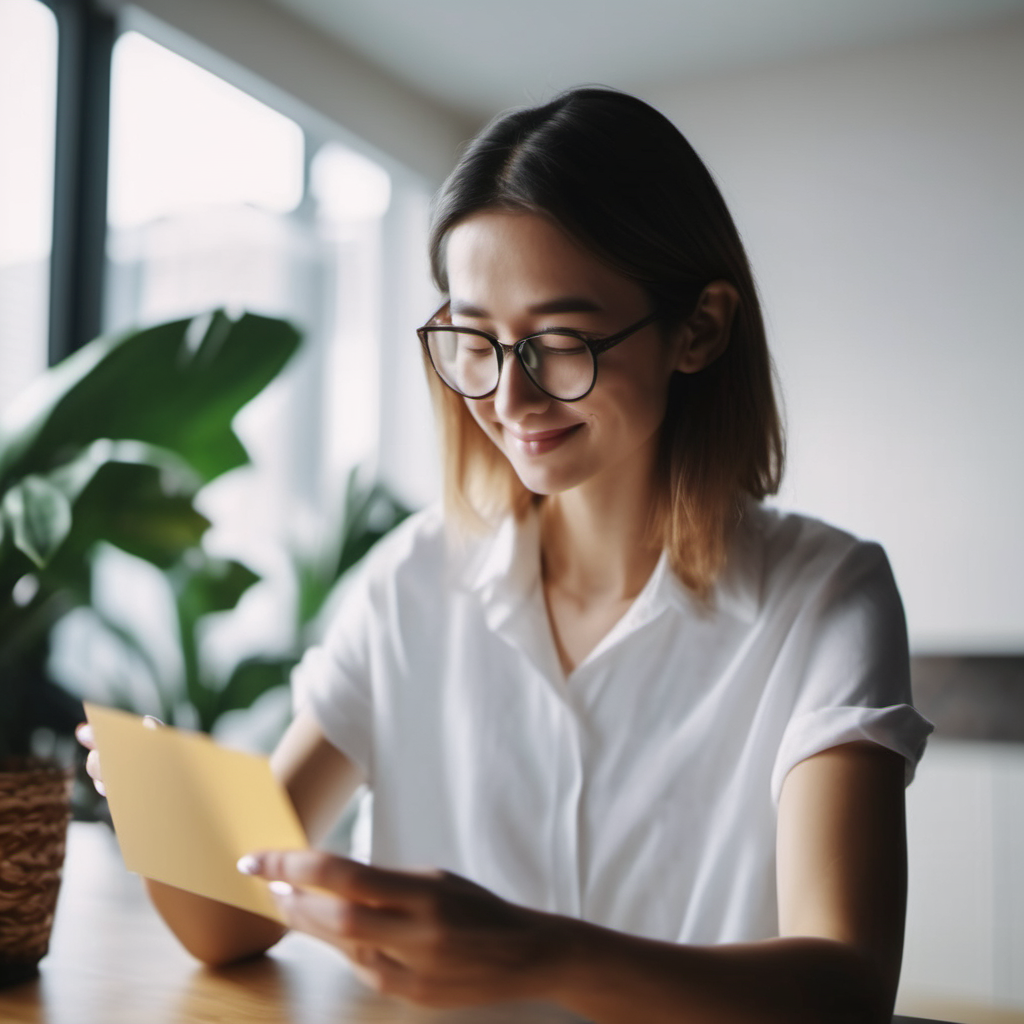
xmin=505 ymin=424 xmax=581 ymax=456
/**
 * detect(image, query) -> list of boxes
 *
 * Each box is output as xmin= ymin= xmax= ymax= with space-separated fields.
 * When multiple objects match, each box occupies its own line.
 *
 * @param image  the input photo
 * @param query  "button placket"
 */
xmin=548 ymin=691 xmax=584 ymax=918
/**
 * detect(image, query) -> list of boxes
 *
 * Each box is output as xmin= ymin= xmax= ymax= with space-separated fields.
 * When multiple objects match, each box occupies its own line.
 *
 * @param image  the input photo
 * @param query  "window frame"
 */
xmin=41 ymin=0 xmax=115 ymax=363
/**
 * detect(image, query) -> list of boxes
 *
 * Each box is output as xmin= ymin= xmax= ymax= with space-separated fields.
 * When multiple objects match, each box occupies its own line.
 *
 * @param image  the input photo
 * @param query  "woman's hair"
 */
xmin=425 ymin=86 xmax=784 ymax=597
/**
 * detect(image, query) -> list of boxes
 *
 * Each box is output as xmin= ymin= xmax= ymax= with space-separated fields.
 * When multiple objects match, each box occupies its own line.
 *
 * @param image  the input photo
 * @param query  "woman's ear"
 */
xmin=674 ymin=280 xmax=740 ymax=373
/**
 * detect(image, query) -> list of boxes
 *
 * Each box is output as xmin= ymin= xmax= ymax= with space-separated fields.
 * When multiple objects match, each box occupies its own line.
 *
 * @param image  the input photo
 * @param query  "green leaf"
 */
xmin=290 ymin=470 xmax=412 ymax=632
xmin=27 ymin=454 xmax=209 ymax=599
xmin=0 ymin=311 xmax=301 ymax=489
xmin=173 ymin=557 xmax=261 ymax=621
xmin=2 ymin=476 xmax=73 ymax=567
xmin=67 ymin=460 xmax=209 ymax=569
xmin=214 ymin=655 xmax=294 ymax=719
xmin=333 ymin=475 xmax=412 ymax=581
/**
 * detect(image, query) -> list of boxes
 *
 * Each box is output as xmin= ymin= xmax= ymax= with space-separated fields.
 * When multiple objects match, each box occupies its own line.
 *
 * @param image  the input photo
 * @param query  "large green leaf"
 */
xmin=214 ymin=655 xmax=293 ymax=720
xmin=73 ymin=461 xmax=208 ymax=569
xmin=0 ymin=311 xmax=301 ymax=488
xmin=2 ymin=476 xmax=73 ymax=568
xmin=24 ymin=446 xmax=210 ymax=603
xmin=172 ymin=557 xmax=261 ymax=623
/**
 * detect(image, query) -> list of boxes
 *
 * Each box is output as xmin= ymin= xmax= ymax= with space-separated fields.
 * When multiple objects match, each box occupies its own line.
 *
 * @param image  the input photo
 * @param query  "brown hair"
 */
xmin=426 ymin=87 xmax=784 ymax=596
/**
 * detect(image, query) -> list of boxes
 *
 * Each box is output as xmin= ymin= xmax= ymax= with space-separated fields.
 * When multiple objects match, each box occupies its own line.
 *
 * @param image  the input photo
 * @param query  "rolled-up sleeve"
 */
xmin=291 ymin=568 xmax=376 ymax=783
xmin=770 ymin=542 xmax=933 ymax=804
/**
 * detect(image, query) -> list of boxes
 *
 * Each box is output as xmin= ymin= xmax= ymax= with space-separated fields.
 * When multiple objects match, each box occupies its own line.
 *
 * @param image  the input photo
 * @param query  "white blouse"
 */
xmin=293 ymin=503 xmax=932 ymax=945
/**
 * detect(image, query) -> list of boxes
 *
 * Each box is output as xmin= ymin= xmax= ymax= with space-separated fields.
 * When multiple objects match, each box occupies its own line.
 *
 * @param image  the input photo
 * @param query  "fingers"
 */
xmin=270 ymin=884 xmax=416 ymax=949
xmin=75 ymin=725 xmax=106 ymax=796
xmin=267 ymin=886 xmax=439 ymax=1005
xmin=238 ymin=851 xmax=541 ymax=1009
xmin=75 ymin=723 xmax=94 ymax=750
xmin=85 ymin=751 xmax=106 ymax=795
xmin=241 ymin=850 xmax=433 ymax=910
xmin=243 ymin=856 xmax=426 ymax=991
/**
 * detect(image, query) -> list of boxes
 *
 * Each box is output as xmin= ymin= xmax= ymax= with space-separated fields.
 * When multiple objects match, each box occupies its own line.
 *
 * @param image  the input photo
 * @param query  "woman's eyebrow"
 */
xmin=449 ymin=296 xmax=603 ymax=318
xmin=528 ymin=297 xmax=603 ymax=315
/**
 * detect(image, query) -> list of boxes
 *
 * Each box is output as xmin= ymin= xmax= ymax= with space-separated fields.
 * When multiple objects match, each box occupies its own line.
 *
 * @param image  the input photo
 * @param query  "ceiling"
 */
xmin=266 ymin=0 xmax=1024 ymax=121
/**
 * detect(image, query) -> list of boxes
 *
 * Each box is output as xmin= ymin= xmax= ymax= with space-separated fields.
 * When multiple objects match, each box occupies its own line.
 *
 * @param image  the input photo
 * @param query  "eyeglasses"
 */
xmin=418 ymin=304 xmax=660 ymax=402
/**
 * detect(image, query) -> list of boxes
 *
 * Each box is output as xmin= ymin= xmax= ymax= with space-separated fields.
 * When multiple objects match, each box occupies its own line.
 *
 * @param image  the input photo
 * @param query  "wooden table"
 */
xmin=0 ymin=822 xmax=583 ymax=1024
xmin=0 ymin=822 xmax=954 ymax=1024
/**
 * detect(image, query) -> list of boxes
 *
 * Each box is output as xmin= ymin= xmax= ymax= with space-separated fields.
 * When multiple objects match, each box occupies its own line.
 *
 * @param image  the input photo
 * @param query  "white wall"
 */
xmin=648 ymin=18 xmax=1024 ymax=653
xmin=898 ymin=740 xmax=1024 ymax=1014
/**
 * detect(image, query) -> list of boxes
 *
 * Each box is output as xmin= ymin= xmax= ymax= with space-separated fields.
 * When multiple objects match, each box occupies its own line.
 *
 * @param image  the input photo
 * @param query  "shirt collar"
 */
xmin=460 ymin=509 xmax=543 ymax=635
xmin=459 ymin=500 xmax=763 ymax=631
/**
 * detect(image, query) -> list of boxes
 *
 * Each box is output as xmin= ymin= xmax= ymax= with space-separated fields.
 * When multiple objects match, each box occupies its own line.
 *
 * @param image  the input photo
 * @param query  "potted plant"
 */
xmin=57 ymin=465 xmax=412 ymax=752
xmin=0 ymin=310 xmax=300 ymax=985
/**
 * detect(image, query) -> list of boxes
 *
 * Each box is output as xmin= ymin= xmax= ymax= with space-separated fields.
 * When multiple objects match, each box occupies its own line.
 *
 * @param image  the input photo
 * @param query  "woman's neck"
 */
xmin=539 ymin=475 xmax=662 ymax=604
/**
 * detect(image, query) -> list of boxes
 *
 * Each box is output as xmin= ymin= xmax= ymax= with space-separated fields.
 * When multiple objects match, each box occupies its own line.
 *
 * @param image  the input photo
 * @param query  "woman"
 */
xmin=81 ymin=88 xmax=931 ymax=1022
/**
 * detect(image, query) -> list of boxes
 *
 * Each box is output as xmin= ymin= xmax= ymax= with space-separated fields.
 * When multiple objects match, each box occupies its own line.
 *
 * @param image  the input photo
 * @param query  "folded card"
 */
xmin=84 ymin=702 xmax=308 ymax=923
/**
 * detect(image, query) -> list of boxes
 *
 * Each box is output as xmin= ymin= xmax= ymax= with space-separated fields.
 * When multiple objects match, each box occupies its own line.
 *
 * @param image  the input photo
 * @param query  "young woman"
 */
xmin=81 ymin=88 xmax=932 ymax=1023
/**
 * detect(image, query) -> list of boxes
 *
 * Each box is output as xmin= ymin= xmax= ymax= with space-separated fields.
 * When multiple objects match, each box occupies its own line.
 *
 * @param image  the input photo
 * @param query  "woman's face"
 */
xmin=444 ymin=210 xmax=683 ymax=501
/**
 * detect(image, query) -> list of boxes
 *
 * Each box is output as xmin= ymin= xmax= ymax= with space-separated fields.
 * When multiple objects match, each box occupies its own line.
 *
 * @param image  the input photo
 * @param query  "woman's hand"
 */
xmin=76 ymin=716 xmax=164 ymax=797
xmin=238 ymin=850 xmax=570 ymax=1008
xmin=75 ymin=722 xmax=106 ymax=795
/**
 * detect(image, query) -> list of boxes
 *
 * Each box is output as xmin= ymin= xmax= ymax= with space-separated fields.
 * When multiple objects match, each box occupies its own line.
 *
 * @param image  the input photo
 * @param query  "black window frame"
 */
xmin=40 ymin=0 xmax=115 ymax=364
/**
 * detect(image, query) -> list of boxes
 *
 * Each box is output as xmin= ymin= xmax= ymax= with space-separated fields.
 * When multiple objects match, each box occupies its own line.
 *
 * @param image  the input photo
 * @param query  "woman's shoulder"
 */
xmin=349 ymin=503 xmax=509 ymax=600
xmin=353 ymin=503 xmax=449 ymax=588
xmin=740 ymin=504 xmax=897 ymax=612
xmin=750 ymin=503 xmax=883 ymax=565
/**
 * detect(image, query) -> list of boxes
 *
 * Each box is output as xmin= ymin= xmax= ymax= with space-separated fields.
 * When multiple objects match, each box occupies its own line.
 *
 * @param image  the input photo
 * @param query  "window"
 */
xmin=38 ymin=17 xmax=434 ymax=743
xmin=105 ymin=30 xmax=305 ymax=330
xmin=0 ymin=0 xmax=57 ymax=411
xmin=102 ymin=30 xmax=407 ymax=561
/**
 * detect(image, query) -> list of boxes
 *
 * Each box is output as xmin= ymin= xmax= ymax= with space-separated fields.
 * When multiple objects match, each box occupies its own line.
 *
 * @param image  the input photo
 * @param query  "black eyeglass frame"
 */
xmin=417 ymin=305 xmax=661 ymax=402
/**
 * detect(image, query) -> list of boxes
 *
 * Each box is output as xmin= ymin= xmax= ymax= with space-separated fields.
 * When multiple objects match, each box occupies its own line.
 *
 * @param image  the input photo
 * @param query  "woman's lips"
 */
xmin=505 ymin=424 xmax=581 ymax=456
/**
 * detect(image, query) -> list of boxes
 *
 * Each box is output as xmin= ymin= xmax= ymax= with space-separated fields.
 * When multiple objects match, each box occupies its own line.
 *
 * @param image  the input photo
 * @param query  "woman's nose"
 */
xmin=493 ymin=350 xmax=551 ymax=420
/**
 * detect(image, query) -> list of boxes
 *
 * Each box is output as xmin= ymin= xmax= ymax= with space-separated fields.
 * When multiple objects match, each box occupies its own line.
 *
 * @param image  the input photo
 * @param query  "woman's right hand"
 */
xmin=75 ymin=722 xmax=106 ymax=795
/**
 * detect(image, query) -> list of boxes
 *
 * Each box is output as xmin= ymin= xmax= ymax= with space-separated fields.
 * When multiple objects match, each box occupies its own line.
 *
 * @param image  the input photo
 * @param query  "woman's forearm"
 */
xmin=547 ymin=919 xmax=892 ymax=1024
xmin=138 ymin=716 xmax=362 ymax=968
xmin=144 ymin=877 xmax=285 ymax=967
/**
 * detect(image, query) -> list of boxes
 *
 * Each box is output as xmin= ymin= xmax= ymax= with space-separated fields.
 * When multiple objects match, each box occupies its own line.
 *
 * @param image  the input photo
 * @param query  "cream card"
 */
xmin=84 ymin=703 xmax=308 ymax=923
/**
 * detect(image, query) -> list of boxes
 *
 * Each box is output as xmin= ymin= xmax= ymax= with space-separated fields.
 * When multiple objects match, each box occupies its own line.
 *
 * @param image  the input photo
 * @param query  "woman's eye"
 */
xmin=538 ymin=335 xmax=588 ymax=355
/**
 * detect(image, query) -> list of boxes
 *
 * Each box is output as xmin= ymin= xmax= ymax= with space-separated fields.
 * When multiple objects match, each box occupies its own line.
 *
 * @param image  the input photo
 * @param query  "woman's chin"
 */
xmin=508 ymin=461 xmax=577 ymax=497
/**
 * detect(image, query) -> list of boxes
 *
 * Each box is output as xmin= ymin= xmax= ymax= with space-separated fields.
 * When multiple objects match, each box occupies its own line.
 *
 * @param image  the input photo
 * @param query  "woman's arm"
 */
xmin=84 ymin=710 xmax=363 ymax=967
xmin=547 ymin=740 xmax=907 ymax=1024
xmin=248 ymin=741 xmax=907 ymax=1023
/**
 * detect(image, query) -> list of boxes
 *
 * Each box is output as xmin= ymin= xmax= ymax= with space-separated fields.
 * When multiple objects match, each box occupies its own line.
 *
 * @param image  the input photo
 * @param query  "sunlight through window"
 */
xmin=108 ymin=31 xmax=303 ymax=230
xmin=0 ymin=0 xmax=57 ymax=409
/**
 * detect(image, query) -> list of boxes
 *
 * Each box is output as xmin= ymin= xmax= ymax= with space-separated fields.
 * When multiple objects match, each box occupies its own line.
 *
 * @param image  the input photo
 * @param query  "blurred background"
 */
xmin=1 ymin=0 xmax=1022 ymax=1018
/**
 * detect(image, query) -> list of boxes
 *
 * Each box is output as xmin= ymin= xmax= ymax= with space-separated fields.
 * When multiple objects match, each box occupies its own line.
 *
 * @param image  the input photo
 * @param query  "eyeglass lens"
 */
xmin=424 ymin=330 xmax=596 ymax=401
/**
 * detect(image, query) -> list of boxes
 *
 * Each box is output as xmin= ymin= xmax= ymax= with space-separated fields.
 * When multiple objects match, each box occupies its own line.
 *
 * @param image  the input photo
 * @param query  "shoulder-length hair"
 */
xmin=425 ymin=87 xmax=784 ymax=597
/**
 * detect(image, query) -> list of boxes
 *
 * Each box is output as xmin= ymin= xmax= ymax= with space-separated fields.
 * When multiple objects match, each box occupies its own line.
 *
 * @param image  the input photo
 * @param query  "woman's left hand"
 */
xmin=239 ymin=850 xmax=570 ymax=1007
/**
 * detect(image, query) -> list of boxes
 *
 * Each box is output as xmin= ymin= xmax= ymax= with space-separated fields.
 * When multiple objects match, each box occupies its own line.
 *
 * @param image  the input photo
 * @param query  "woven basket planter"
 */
xmin=0 ymin=758 xmax=73 ymax=987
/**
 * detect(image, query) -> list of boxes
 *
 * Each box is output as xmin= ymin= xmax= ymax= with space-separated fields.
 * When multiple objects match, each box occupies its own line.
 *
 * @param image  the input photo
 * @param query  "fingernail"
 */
xmin=95 ymin=780 xmax=107 ymax=797
xmin=236 ymin=855 xmax=261 ymax=876
xmin=142 ymin=716 xmax=164 ymax=730
xmin=76 ymin=724 xmax=93 ymax=744
xmin=268 ymin=881 xmax=294 ymax=898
